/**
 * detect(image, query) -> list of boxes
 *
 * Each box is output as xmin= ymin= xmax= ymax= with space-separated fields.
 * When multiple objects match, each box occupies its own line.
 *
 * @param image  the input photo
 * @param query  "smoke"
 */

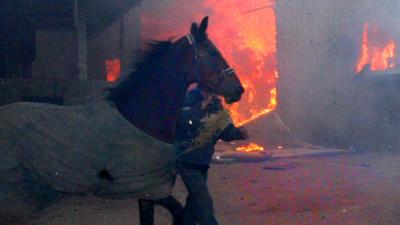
xmin=276 ymin=0 xmax=400 ymax=149
xmin=139 ymin=0 xmax=212 ymax=40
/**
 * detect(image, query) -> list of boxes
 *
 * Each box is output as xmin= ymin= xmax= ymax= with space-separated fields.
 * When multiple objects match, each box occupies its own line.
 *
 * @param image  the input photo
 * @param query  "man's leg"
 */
xmin=179 ymin=166 xmax=218 ymax=225
xmin=138 ymin=199 xmax=154 ymax=225
xmin=154 ymin=196 xmax=184 ymax=225
xmin=182 ymin=191 xmax=198 ymax=225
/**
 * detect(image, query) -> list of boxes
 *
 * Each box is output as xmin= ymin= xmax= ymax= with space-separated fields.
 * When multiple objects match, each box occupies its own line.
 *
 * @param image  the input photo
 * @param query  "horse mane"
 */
xmin=107 ymin=40 xmax=173 ymax=102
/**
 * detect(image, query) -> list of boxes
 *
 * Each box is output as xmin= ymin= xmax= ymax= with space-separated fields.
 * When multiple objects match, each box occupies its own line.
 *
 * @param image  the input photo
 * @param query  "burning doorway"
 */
xmin=356 ymin=23 xmax=398 ymax=75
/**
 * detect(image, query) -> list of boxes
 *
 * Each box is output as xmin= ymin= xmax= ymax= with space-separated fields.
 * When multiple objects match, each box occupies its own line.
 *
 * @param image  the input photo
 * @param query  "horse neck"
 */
xmin=116 ymin=54 xmax=189 ymax=144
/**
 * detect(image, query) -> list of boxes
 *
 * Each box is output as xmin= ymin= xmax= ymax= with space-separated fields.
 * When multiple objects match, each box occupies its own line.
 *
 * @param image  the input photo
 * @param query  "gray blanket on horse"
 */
xmin=0 ymin=97 xmax=175 ymax=200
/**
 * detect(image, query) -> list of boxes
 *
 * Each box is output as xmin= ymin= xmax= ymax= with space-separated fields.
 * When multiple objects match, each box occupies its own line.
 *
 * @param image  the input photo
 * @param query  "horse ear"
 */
xmin=199 ymin=16 xmax=209 ymax=35
xmin=191 ymin=23 xmax=199 ymax=37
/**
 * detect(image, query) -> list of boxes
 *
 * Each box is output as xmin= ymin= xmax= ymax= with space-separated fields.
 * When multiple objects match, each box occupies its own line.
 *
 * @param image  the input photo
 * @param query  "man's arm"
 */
xmin=219 ymin=124 xmax=248 ymax=142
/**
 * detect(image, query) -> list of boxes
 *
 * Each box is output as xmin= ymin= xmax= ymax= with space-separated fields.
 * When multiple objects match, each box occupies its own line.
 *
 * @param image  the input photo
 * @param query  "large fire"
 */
xmin=140 ymin=0 xmax=278 ymax=126
xmin=356 ymin=23 xmax=397 ymax=73
xmin=204 ymin=1 xmax=278 ymax=126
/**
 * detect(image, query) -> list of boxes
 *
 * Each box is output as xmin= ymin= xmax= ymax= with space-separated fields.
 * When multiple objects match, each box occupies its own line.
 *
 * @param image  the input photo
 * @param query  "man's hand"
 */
xmin=220 ymin=124 xmax=249 ymax=141
xmin=238 ymin=126 xmax=249 ymax=140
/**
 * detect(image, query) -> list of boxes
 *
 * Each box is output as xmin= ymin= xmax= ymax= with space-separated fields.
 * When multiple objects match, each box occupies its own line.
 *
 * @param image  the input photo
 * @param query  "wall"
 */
xmin=32 ymin=7 xmax=141 ymax=82
xmin=88 ymin=7 xmax=141 ymax=80
xmin=2 ymin=7 xmax=142 ymax=106
xmin=32 ymin=30 xmax=78 ymax=80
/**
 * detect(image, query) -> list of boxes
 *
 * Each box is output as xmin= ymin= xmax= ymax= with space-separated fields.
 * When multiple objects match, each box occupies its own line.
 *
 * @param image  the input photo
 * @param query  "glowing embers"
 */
xmin=106 ymin=59 xmax=121 ymax=82
xmin=356 ymin=23 xmax=398 ymax=74
xmin=235 ymin=142 xmax=265 ymax=153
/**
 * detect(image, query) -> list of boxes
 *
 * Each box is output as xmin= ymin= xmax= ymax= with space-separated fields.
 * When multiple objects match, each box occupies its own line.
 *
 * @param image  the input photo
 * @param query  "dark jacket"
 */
xmin=175 ymin=88 xmax=245 ymax=165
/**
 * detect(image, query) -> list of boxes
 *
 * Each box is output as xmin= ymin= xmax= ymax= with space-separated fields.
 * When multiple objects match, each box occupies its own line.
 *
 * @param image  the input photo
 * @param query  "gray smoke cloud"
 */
xmin=276 ymin=0 xmax=400 ymax=150
xmin=139 ymin=0 xmax=212 ymax=40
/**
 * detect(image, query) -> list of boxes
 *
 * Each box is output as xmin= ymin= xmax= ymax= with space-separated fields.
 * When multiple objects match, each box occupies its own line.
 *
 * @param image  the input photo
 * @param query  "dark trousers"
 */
xmin=178 ymin=163 xmax=218 ymax=225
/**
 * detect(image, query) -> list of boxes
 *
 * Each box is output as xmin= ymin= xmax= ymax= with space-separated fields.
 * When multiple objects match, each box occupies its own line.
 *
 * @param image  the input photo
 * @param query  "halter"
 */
xmin=185 ymin=34 xmax=235 ymax=92
xmin=203 ymin=67 xmax=236 ymax=92
xmin=185 ymin=34 xmax=201 ymax=84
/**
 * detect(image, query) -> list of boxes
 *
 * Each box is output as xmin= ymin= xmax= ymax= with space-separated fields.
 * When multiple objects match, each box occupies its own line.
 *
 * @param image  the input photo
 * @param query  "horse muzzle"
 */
xmin=225 ymin=85 xmax=244 ymax=104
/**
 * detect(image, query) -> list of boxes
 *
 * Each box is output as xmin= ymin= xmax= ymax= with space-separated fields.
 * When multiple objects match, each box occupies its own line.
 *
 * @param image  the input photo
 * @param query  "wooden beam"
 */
xmin=119 ymin=15 xmax=125 ymax=73
xmin=75 ymin=0 xmax=88 ymax=80
xmin=242 ymin=4 xmax=275 ymax=14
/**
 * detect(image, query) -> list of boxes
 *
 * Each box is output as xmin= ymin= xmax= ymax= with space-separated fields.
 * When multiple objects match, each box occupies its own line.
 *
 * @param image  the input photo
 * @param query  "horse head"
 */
xmin=174 ymin=16 xmax=245 ymax=104
xmin=107 ymin=16 xmax=245 ymax=142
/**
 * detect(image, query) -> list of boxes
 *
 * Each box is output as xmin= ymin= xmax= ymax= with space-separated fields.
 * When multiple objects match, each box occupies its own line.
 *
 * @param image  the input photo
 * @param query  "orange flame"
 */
xmin=236 ymin=142 xmax=265 ymax=152
xmin=234 ymin=87 xmax=277 ymax=126
xmin=141 ymin=0 xmax=278 ymax=126
xmin=356 ymin=23 xmax=397 ymax=73
xmin=106 ymin=59 xmax=121 ymax=82
xmin=204 ymin=1 xmax=278 ymax=125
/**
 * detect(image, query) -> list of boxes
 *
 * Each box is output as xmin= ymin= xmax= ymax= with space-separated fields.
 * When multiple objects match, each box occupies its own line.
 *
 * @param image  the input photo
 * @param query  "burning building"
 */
xmin=139 ymin=0 xmax=400 ymax=150
xmin=1 ymin=0 xmax=400 ymax=150
xmin=2 ymin=2 xmax=400 ymax=224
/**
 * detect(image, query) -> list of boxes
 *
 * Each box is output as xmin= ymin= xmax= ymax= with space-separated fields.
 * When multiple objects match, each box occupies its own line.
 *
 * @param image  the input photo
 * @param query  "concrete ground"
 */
xmin=24 ymin=151 xmax=400 ymax=225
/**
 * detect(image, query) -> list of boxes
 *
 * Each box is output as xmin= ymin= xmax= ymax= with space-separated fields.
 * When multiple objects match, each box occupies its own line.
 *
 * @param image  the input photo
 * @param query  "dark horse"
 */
xmin=0 ymin=16 xmax=243 ymax=224
xmin=108 ymin=17 xmax=244 ymax=225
